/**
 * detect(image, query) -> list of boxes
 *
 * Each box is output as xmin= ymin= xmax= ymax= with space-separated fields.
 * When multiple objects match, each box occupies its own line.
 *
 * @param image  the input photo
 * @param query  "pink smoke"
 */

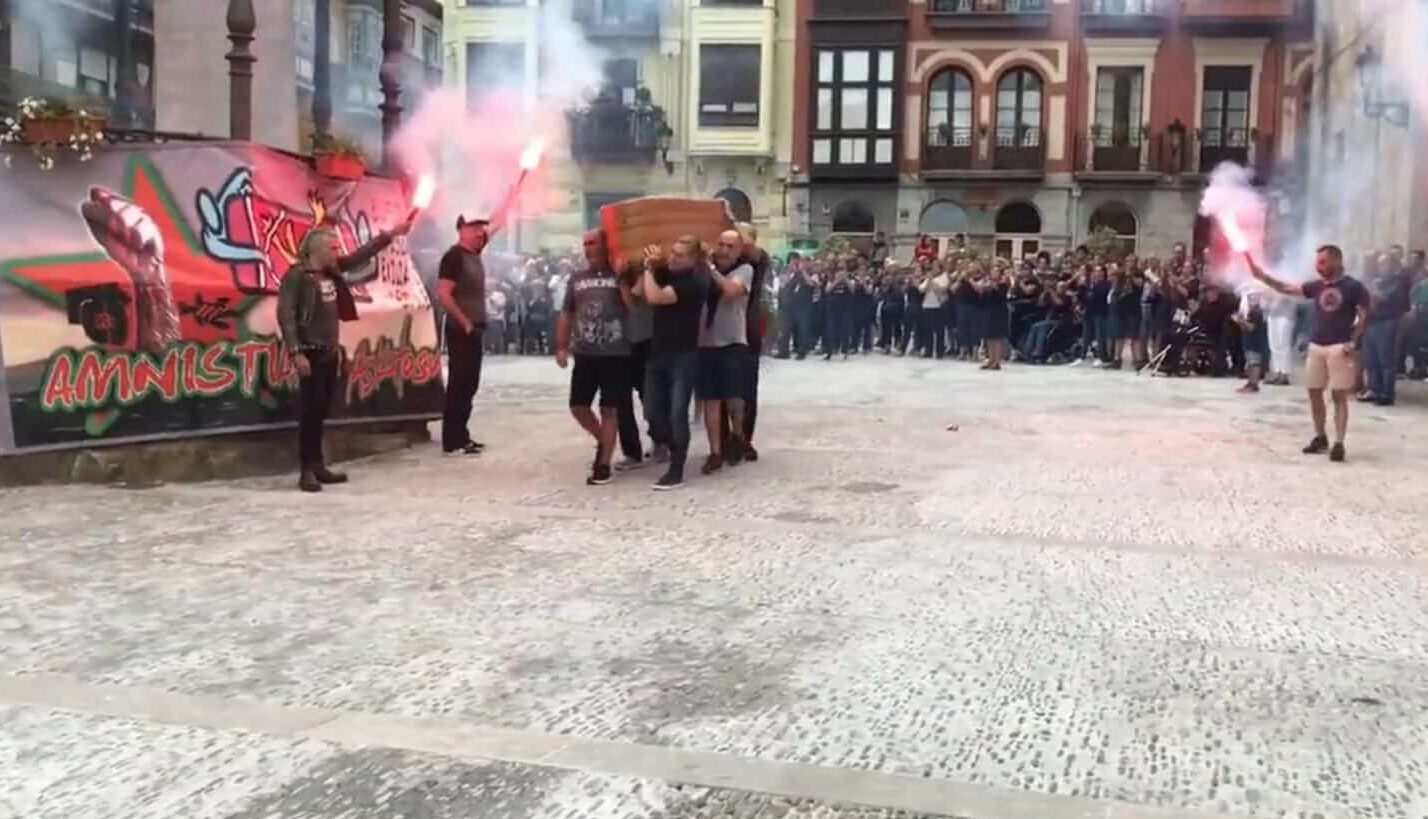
xmin=389 ymin=87 xmax=562 ymax=234
xmin=1197 ymin=162 xmax=1267 ymax=287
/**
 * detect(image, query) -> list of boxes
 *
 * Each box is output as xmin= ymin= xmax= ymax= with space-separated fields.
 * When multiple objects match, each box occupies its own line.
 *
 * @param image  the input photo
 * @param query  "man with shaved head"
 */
xmin=696 ymin=229 xmax=755 ymax=475
xmin=556 ymin=229 xmax=634 ymax=486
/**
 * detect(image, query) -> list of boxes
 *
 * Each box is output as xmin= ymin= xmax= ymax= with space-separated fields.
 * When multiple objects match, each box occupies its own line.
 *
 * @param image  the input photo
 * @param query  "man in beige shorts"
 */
xmin=1245 ymin=245 xmax=1370 ymax=462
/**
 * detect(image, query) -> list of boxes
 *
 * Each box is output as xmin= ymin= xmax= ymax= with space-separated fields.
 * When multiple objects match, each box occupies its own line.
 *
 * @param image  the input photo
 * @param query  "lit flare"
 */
xmin=1216 ymin=211 xmax=1250 ymax=253
xmin=519 ymin=137 xmax=546 ymax=171
xmin=412 ymin=172 xmax=436 ymax=209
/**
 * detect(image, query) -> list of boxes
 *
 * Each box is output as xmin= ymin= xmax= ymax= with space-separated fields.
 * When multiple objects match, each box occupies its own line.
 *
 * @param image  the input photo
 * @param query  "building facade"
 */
xmin=1304 ymin=0 xmax=1428 ymax=258
xmin=1 ymin=0 xmax=156 ymax=128
xmin=294 ymin=0 xmax=444 ymax=157
xmin=444 ymin=0 xmax=796 ymax=254
xmin=790 ymin=0 xmax=1314 ymax=261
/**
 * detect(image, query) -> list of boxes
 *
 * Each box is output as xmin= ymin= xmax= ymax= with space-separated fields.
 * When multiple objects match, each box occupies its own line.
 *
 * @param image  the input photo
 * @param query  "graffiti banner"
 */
xmin=0 ymin=142 xmax=443 ymax=453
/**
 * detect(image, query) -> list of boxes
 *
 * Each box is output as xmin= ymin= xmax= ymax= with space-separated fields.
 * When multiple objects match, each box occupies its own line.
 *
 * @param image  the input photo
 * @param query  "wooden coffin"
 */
xmin=599 ymin=196 xmax=734 ymax=271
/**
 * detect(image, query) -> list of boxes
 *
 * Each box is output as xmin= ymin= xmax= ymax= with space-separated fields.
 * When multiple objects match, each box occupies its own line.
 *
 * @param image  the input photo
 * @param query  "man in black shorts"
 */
xmin=697 ymin=229 xmax=754 ymax=474
xmin=556 ymin=230 xmax=634 ymax=485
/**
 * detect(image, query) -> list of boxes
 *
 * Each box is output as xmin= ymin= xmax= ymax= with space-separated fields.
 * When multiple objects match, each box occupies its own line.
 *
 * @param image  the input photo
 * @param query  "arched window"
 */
xmin=995 ymin=202 xmax=1041 ymax=234
xmin=924 ymin=68 xmax=973 ymax=171
xmin=714 ymin=188 xmax=753 ymax=223
xmin=1089 ymin=202 xmax=1138 ymax=254
xmin=831 ymin=200 xmax=875 ymax=234
xmin=995 ymin=68 xmax=1043 ymax=170
xmin=919 ymin=200 xmax=969 ymax=235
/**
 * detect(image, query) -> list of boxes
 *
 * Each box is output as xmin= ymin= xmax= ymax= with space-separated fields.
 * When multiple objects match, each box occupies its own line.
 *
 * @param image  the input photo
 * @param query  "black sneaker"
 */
xmin=587 ymin=463 xmax=613 ymax=485
xmin=653 ymin=469 xmax=685 ymax=491
xmin=1329 ymin=442 xmax=1346 ymax=463
xmin=725 ymin=437 xmax=745 ymax=466
xmin=614 ymin=456 xmax=646 ymax=472
xmin=1302 ymin=435 xmax=1329 ymax=455
xmin=743 ymin=443 xmax=759 ymax=462
xmin=701 ymin=454 xmax=724 ymax=475
xmin=444 ymin=442 xmax=482 ymax=456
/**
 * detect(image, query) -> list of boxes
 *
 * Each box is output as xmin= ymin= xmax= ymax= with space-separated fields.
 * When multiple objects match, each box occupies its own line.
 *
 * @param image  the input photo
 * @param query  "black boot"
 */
xmin=299 ymin=469 xmax=322 ymax=493
xmin=314 ymin=465 xmax=348 ymax=484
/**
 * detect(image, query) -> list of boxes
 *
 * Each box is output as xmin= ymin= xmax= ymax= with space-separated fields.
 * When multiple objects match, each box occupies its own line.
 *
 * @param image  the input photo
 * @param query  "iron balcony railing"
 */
xmin=928 ymin=0 xmax=1048 ymax=14
xmin=993 ymin=125 xmax=1044 ymax=171
xmin=567 ymin=102 xmax=671 ymax=164
xmin=923 ymin=123 xmax=974 ymax=171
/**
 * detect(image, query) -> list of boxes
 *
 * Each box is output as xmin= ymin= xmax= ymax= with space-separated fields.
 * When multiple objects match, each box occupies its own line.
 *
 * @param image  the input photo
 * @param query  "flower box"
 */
xmin=315 ymin=152 xmax=366 ymax=181
xmin=22 ymin=115 xmax=105 ymax=145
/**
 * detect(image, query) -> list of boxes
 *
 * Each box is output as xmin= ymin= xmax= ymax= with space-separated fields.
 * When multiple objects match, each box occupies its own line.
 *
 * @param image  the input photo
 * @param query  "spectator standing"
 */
xmin=1361 ymin=251 xmax=1411 ymax=405
xmin=823 ymin=267 xmax=855 ymax=360
xmin=1233 ymin=292 xmax=1269 ymax=393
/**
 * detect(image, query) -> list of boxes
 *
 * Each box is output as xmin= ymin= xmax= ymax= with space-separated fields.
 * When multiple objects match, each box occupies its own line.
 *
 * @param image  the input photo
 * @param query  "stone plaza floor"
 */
xmin=2 ymin=354 xmax=1427 ymax=819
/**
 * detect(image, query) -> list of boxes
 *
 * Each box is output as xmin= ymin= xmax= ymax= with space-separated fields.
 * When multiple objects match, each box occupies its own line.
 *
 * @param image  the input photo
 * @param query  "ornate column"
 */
xmin=379 ymin=0 xmax=404 ymax=170
xmin=313 ymin=0 xmax=332 ymax=137
xmin=225 ymin=0 xmax=256 ymax=141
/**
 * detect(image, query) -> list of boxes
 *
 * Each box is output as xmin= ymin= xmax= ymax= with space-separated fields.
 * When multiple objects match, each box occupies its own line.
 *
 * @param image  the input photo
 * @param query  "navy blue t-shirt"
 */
xmin=1302 ymin=276 xmax=1369 ymax=346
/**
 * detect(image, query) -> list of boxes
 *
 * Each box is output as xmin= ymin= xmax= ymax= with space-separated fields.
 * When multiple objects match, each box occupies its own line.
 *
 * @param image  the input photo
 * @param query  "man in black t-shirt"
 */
xmin=436 ymin=216 xmax=491 ymax=456
xmin=640 ymin=236 xmax=711 ymax=490
xmin=1247 ymin=245 xmax=1370 ymax=462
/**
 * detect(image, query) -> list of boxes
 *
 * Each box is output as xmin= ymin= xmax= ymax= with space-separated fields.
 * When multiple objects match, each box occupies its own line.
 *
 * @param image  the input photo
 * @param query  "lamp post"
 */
xmin=379 ymin=0 xmax=404 ymax=172
xmin=113 ymin=0 xmax=138 ymax=128
xmin=313 ymin=0 xmax=332 ymax=138
xmin=1355 ymin=45 xmax=1410 ymax=127
xmin=226 ymin=0 xmax=256 ymax=141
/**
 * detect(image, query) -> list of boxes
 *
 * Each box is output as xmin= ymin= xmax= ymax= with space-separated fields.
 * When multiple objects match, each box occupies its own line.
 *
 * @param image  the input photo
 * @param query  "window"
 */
xmin=347 ymin=9 xmax=381 ymax=65
xmin=831 ymin=200 xmax=875 ymax=234
xmin=994 ymin=68 xmax=1043 ymax=170
xmin=423 ymin=27 xmax=441 ymax=69
xmin=79 ymin=47 xmax=111 ymax=96
xmin=699 ymin=45 xmax=761 ymax=127
xmin=811 ymin=46 xmax=898 ymax=169
xmin=1200 ymin=66 xmax=1251 ymax=170
xmin=602 ymin=57 xmax=639 ymax=106
xmin=1092 ymin=67 xmax=1143 ymax=170
xmin=466 ymin=41 xmax=525 ymax=107
xmin=1089 ymin=202 xmax=1138 ymax=254
xmin=923 ymin=67 xmax=973 ymax=170
xmin=714 ymin=188 xmax=754 ymax=222
xmin=402 ymin=16 xmax=417 ymax=51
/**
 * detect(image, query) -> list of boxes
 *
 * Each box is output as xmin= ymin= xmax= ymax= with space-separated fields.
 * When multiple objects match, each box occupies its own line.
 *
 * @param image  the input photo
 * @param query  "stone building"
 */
xmin=1304 ymin=0 xmax=1428 ymax=258
xmin=789 ymin=0 xmax=1315 ymax=261
xmin=443 ymin=0 xmax=798 ymax=253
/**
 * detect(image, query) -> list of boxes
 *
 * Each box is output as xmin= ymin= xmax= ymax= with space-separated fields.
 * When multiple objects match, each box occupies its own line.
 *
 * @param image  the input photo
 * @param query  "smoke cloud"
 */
xmin=391 ymin=0 xmax=612 ymax=248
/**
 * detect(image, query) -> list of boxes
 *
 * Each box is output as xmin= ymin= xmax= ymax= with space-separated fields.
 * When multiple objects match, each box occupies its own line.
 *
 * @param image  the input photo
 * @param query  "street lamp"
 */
xmin=1355 ymin=45 xmax=1410 ymax=128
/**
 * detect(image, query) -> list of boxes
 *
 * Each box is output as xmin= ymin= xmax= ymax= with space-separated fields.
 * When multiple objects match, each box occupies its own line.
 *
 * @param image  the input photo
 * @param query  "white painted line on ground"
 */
xmin=0 ymin=672 xmax=1246 ymax=819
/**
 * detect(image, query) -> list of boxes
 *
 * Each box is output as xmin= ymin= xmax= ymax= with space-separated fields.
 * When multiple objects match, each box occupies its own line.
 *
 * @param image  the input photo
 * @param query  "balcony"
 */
xmin=571 ymin=0 xmax=660 ymax=39
xmin=567 ymin=97 xmax=672 ymax=165
xmin=926 ymin=0 xmax=1050 ymax=30
xmin=1154 ymin=127 xmax=1276 ymax=181
xmin=921 ymin=124 xmax=974 ymax=176
xmin=1180 ymin=0 xmax=1298 ymax=35
xmin=1080 ymin=0 xmax=1169 ymax=35
xmin=993 ymin=125 xmax=1044 ymax=177
xmin=812 ymin=0 xmax=906 ymax=19
xmin=1073 ymin=128 xmax=1164 ymax=183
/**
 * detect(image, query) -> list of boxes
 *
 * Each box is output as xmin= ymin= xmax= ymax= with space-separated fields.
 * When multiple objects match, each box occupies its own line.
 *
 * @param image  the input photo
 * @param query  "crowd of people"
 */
xmin=285 ymin=215 xmax=1426 ymax=492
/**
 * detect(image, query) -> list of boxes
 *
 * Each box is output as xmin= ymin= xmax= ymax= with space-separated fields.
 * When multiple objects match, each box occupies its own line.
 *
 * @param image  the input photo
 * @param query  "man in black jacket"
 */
xmin=277 ymin=217 xmax=412 ymax=492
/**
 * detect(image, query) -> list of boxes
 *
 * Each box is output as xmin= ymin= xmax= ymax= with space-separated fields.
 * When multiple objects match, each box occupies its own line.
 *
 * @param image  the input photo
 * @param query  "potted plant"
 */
xmin=2 ymin=97 xmax=107 ymax=169
xmin=311 ymin=132 xmax=366 ymax=181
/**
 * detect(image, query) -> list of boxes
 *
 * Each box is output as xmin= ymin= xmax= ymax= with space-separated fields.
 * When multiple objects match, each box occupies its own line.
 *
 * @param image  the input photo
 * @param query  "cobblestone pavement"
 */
xmin=3 ymin=356 xmax=1427 ymax=819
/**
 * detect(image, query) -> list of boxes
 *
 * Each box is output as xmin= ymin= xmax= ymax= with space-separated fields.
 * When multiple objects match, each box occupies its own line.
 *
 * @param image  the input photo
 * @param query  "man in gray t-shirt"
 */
xmin=695 ymin=230 xmax=754 ymax=474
